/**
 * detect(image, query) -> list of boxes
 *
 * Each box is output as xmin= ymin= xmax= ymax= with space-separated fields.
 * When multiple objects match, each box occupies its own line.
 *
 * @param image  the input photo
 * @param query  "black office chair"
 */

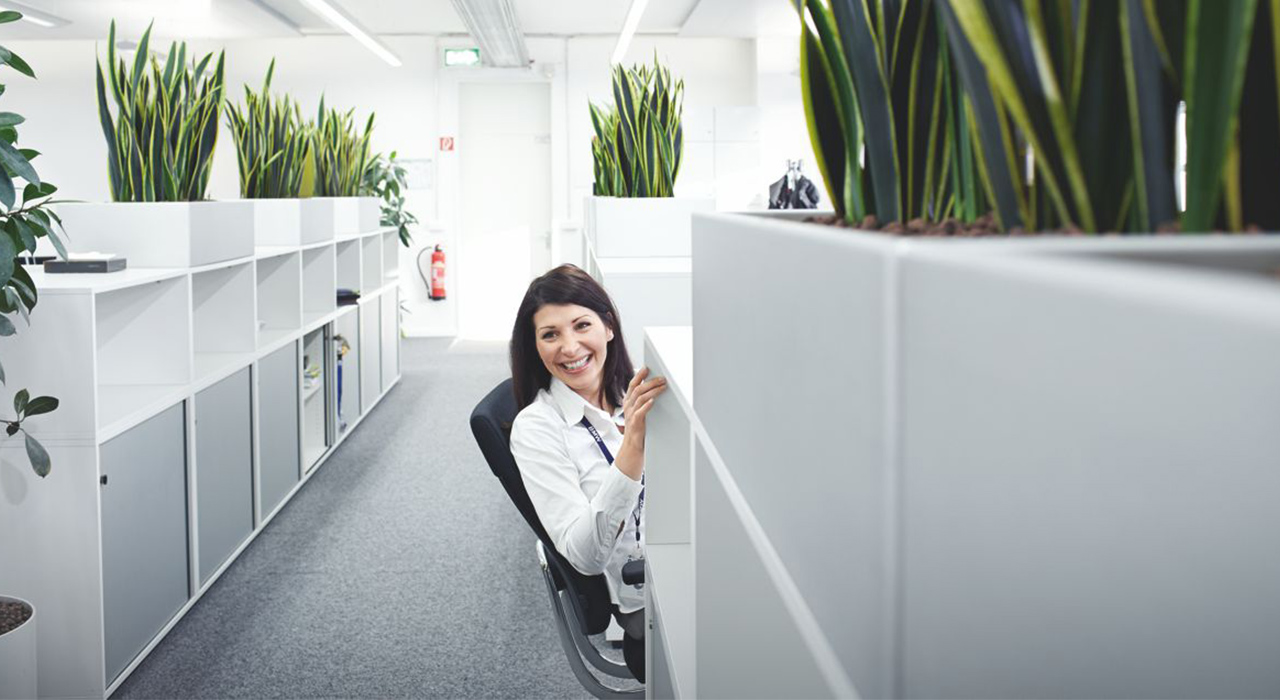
xmin=469 ymin=379 xmax=643 ymax=699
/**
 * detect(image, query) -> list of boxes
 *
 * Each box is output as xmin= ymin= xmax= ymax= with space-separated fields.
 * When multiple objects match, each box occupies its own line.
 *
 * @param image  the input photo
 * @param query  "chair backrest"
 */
xmin=469 ymin=378 xmax=613 ymax=635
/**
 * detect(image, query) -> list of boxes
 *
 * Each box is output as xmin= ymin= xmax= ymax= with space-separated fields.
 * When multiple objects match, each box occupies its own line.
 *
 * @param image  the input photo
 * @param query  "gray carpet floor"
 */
xmin=113 ymin=338 xmax=635 ymax=699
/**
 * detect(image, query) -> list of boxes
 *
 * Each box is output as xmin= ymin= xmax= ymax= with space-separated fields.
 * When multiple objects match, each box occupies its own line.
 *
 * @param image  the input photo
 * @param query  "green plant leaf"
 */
xmin=0 ymin=166 xmax=14 ymax=209
xmin=25 ymin=432 xmax=51 ymax=478
xmin=0 ymin=137 xmax=39 ymax=186
xmin=0 ymin=228 xmax=13 ymax=284
xmin=1183 ymin=0 xmax=1258 ymax=231
xmin=23 ymin=396 xmax=58 ymax=417
xmin=1121 ymin=0 xmax=1177 ymax=230
xmin=2 ymin=49 xmax=34 ymax=79
xmin=0 ymin=10 xmax=21 ymax=23
xmin=830 ymin=0 xmax=902 ymax=221
xmin=13 ymin=388 xmax=28 ymax=416
xmin=0 ymin=112 xmax=24 ymax=127
xmin=0 ymin=313 xmax=14 ymax=337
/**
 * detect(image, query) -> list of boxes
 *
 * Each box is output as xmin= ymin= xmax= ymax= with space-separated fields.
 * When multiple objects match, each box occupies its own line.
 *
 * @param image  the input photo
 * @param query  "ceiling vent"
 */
xmin=449 ymin=0 xmax=529 ymax=68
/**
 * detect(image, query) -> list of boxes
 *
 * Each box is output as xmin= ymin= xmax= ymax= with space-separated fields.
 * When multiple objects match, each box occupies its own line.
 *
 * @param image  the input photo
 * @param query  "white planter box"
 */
xmin=0 ymin=596 xmax=36 ymax=700
xmin=56 ymin=201 xmax=254 ymax=268
xmin=301 ymin=197 xmax=381 ymax=241
xmin=248 ymin=199 xmax=302 ymax=247
xmin=585 ymin=196 xmax=713 ymax=258
xmin=691 ymin=211 xmax=1280 ymax=699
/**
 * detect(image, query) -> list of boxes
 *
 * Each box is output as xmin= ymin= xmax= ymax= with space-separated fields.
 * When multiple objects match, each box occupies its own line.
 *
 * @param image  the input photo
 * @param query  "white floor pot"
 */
xmin=0 ymin=596 xmax=36 ymax=700
xmin=55 ymin=201 xmax=255 ymax=268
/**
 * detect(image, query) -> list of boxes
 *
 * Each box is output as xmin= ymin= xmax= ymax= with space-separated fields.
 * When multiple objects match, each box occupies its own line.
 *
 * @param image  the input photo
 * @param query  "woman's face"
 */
xmin=533 ymin=303 xmax=614 ymax=404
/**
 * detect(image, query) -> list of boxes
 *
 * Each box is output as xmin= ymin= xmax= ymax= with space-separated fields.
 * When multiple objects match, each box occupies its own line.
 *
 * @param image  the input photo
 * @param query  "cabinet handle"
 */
xmin=100 ymin=474 xmax=108 ymax=486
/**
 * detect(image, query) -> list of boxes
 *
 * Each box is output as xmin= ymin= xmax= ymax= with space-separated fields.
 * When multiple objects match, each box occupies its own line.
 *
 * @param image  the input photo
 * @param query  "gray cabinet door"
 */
xmin=259 ymin=341 xmax=300 ymax=518
xmin=381 ymin=289 xmax=398 ymax=391
xmin=195 ymin=367 xmax=253 ymax=584
xmin=100 ymin=401 xmax=189 ymax=684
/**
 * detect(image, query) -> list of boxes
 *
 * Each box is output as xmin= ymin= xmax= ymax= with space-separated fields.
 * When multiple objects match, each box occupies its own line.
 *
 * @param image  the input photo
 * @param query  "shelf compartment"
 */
xmin=361 ymin=234 xmax=382 ymax=294
xmin=333 ymin=309 xmax=361 ymax=436
xmin=336 ymin=239 xmax=361 ymax=299
xmin=381 ymin=230 xmax=398 ymax=285
xmin=255 ymin=252 xmax=301 ymax=348
xmin=193 ymin=261 xmax=256 ymax=384
xmin=95 ymin=276 xmax=192 ymax=433
xmin=302 ymin=244 xmax=336 ymax=318
xmin=300 ymin=327 xmax=329 ymax=472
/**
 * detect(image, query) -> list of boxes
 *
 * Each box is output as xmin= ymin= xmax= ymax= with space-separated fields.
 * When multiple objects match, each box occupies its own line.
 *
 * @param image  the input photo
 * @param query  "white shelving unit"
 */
xmin=0 ymin=222 xmax=403 ymax=700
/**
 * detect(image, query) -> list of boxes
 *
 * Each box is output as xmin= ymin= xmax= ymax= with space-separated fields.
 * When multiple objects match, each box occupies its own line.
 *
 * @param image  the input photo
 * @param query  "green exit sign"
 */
xmin=444 ymin=48 xmax=481 ymax=67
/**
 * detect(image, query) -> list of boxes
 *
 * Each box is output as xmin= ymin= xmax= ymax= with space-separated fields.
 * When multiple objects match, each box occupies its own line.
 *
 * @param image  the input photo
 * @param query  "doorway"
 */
xmin=457 ymin=81 xmax=552 ymax=340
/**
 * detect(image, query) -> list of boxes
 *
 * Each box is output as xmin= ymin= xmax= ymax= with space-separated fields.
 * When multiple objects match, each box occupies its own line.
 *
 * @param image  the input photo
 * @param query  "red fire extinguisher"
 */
xmin=429 ymin=244 xmax=447 ymax=300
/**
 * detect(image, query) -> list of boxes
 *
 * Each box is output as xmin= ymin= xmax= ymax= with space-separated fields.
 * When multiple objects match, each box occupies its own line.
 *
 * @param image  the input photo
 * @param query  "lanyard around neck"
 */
xmin=579 ymin=417 xmax=644 ymax=547
xmin=578 ymin=417 xmax=614 ymax=464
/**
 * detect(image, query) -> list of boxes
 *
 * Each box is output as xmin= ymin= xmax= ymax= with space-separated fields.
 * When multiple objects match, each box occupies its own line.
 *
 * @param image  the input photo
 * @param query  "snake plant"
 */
xmin=590 ymin=56 xmax=684 ymax=198
xmin=802 ymin=0 xmax=1280 ymax=233
xmin=95 ymin=21 xmax=225 ymax=202
xmin=227 ymin=59 xmax=310 ymax=199
xmin=312 ymin=98 xmax=374 ymax=198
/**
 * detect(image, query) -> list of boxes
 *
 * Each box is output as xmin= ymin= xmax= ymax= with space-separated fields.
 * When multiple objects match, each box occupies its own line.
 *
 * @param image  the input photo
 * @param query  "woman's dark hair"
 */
xmin=510 ymin=264 xmax=634 ymax=411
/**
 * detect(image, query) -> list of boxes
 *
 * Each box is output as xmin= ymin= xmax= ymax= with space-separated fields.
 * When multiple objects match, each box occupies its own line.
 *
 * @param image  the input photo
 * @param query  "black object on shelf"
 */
xmin=45 ymin=258 xmax=128 ymax=273
xmin=337 ymin=288 xmax=361 ymax=305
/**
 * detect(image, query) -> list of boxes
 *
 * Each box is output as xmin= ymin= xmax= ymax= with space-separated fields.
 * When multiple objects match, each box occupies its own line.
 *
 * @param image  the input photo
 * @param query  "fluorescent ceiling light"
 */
xmin=611 ymin=0 xmax=649 ymax=65
xmin=449 ymin=0 xmax=529 ymax=68
xmin=299 ymin=0 xmax=402 ymax=67
xmin=0 ymin=1 xmax=70 ymax=28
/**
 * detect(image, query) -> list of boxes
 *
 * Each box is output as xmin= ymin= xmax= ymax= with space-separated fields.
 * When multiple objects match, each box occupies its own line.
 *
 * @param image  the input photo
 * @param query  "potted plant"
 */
xmin=364 ymin=150 xmax=418 ymax=247
xmin=226 ymin=59 xmax=310 ymax=246
xmin=56 ymin=20 xmax=251 ymax=268
xmin=585 ymin=55 xmax=711 ymax=259
xmin=301 ymin=98 xmax=378 ymax=238
xmin=0 ymin=10 xmax=66 ymax=698
xmin=689 ymin=2 xmax=1280 ymax=698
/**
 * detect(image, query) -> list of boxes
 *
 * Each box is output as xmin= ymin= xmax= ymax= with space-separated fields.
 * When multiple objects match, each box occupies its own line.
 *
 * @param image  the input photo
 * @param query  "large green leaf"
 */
xmin=937 ymin=1 xmax=1024 ymax=228
xmin=1182 ymin=0 xmax=1257 ymax=232
xmin=830 ymin=0 xmax=902 ymax=220
xmin=1121 ymin=0 xmax=1177 ymax=230
xmin=25 ymin=432 xmax=50 ymax=478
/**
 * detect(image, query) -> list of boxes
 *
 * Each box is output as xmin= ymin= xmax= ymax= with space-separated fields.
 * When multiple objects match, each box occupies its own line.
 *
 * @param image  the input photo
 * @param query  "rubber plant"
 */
xmin=227 ymin=59 xmax=311 ymax=198
xmin=95 ymin=21 xmax=226 ymax=202
xmin=0 ymin=9 xmax=66 ymax=477
xmin=363 ymin=151 xmax=418 ymax=246
xmin=593 ymin=55 xmax=685 ymax=198
xmin=312 ymin=98 xmax=375 ymax=197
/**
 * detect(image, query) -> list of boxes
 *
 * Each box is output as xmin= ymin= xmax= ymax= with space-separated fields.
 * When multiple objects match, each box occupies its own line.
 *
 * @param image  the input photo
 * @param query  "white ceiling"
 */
xmin=0 ymin=0 xmax=779 ymax=41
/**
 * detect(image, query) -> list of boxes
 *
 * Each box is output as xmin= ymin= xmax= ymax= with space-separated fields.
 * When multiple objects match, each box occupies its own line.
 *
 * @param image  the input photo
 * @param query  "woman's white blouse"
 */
xmin=510 ymin=378 xmax=645 ymax=613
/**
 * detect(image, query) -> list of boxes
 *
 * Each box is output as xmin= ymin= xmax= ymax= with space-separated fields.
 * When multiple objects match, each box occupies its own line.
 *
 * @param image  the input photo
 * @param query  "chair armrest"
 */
xmin=622 ymin=559 xmax=645 ymax=586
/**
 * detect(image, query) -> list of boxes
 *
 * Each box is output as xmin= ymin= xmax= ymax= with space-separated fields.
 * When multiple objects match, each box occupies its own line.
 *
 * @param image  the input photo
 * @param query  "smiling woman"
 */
xmin=507 ymin=263 xmax=667 ymax=683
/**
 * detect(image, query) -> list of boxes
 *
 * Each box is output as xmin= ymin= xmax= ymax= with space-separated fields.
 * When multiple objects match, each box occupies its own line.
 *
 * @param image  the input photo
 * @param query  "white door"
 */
xmin=457 ymin=81 xmax=551 ymax=340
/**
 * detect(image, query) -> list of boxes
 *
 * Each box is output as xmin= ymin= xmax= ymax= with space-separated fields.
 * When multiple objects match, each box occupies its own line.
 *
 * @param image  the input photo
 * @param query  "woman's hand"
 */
xmin=614 ymin=367 xmax=667 ymax=481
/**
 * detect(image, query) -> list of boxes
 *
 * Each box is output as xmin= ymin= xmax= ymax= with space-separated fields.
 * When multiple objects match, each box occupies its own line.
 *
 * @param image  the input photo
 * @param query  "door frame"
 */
xmin=436 ymin=52 xmax=568 ymax=339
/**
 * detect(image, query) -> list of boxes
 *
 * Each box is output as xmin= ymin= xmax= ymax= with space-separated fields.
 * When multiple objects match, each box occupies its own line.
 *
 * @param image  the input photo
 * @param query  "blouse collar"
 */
xmin=549 ymin=378 xmax=620 ymax=428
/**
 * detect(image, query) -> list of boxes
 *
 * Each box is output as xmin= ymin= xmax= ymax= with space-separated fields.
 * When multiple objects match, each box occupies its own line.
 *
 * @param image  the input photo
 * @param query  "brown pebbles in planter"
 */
xmin=0 ymin=599 xmax=32 ymax=636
